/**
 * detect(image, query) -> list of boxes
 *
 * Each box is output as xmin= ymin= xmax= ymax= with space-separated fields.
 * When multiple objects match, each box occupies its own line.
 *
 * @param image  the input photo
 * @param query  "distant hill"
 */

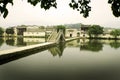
xmin=64 ymin=23 xmax=82 ymax=29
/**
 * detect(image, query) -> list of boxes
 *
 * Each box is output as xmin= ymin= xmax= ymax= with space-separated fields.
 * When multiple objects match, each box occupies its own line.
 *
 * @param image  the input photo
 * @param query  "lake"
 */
xmin=0 ymin=38 xmax=120 ymax=80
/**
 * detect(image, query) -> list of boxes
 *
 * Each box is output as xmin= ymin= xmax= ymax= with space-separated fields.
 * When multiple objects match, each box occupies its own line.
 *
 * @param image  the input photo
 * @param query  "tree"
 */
xmin=55 ymin=25 xmax=66 ymax=35
xmin=0 ymin=0 xmax=120 ymax=18
xmin=88 ymin=25 xmax=103 ymax=38
xmin=108 ymin=0 xmax=120 ymax=17
xmin=0 ymin=27 xmax=4 ymax=36
xmin=6 ymin=27 xmax=14 ymax=35
xmin=110 ymin=29 xmax=120 ymax=39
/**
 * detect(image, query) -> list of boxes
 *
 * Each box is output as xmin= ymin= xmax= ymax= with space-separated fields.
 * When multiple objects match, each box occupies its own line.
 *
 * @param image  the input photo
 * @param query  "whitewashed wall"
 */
xmin=65 ymin=29 xmax=78 ymax=37
xmin=23 ymin=32 xmax=45 ymax=37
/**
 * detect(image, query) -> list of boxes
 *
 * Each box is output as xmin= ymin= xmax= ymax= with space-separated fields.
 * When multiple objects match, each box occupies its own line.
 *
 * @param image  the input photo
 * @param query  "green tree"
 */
xmin=110 ymin=29 xmax=120 ymax=39
xmin=0 ymin=27 xmax=4 ymax=36
xmin=0 ymin=0 xmax=120 ymax=18
xmin=56 ymin=25 xmax=66 ymax=35
xmin=88 ymin=25 xmax=103 ymax=38
xmin=6 ymin=27 xmax=14 ymax=35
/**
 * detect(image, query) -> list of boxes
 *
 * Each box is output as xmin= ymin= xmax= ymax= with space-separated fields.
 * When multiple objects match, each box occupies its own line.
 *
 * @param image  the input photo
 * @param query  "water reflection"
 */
xmin=80 ymin=39 xmax=103 ymax=52
xmin=1 ymin=38 xmax=120 ymax=65
xmin=66 ymin=39 xmax=120 ymax=52
xmin=109 ymin=40 xmax=120 ymax=49
xmin=1 ymin=38 xmax=120 ymax=80
xmin=0 ymin=44 xmax=56 ymax=65
xmin=0 ymin=38 xmax=4 ymax=47
xmin=0 ymin=37 xmax=45 ymax=47
xmin=6 ymin=38 xmax=15 ymax=46
xmin=1 ymin=38 xmax=120 ymax=51
xmin=66 ymin=38 xmax=80 ymax=47
xmin=49 ymin=42 xmax=65 ymax=57
xmin=0 ymin=42 xmax=65 ymax=65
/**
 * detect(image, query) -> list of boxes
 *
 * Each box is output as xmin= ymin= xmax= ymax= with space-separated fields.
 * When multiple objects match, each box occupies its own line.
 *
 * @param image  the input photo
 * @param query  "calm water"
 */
xmin=1 ymin=38 xmax=120 ymax=80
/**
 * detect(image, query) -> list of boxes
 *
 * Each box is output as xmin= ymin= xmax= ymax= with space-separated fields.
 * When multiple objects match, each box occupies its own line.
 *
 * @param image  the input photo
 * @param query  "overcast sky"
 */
xmin=0 ymin=0 xmax=120 ymax=28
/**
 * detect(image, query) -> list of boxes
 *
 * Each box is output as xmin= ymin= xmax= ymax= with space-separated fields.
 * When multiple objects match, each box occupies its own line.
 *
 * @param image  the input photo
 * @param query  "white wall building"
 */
xmin=23 ymin=32 xmax=45 ymax=37
xmin=65 ymin=29 xmax=80 ymax=37
xmin=23 ymin=26 xmax=46 ymax=37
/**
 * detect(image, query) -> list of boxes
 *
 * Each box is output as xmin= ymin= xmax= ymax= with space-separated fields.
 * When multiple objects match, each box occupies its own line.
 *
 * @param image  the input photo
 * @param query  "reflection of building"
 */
xmin=24 ymin=32 xmax=45 ymax=37
xmin=66 ymin=39 xmax=80 ymax=47
xmin=23 ymin=38 xmax=45 ymax=43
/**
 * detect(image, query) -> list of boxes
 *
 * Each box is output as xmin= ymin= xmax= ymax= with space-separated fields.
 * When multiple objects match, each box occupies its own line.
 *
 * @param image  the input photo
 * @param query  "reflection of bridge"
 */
xmin=49 ymin=42 xmax=65 ymax=57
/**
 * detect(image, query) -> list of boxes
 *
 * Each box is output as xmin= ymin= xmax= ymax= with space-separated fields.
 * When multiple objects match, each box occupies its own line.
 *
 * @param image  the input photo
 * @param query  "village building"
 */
xmin=65 ymin=24 xmax=89 ymax=38
xmin=79 ymin=24 xmax=90 ymax=38
xmin=23 ymin=26 xmax=45 ymax=37
xmin=5 ymin=24 xmax=119 ymax=39
xmin=13 ymin=25 xmax=53 ymax=37
xmin=65 ymin=28 xmax=80 ymax=37
xmin=98 ymin=28 xmax=116 ymax=38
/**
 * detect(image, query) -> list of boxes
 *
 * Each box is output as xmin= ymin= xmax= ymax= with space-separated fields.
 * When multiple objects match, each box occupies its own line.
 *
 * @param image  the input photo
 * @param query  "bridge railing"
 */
xmin=55 ymin=30 xmax=63 ymax=42
xmin=47 ymin=29 xmax=65 ymax=43
xmin=47 ymin=29 xmax=57 ymax=42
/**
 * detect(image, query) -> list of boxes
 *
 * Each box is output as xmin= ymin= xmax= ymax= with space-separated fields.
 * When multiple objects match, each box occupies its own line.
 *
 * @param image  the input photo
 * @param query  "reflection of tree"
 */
xmin=77 ymin=39 xmax=80 ymax=43
xmin=5 ymin=38 xmax=26 ymax=46
xmin=110 ymin=40 xmax=120 ymax=49
xmin=6 ymin=39 xmax=14 ymax=46
xmin=0 ymin=38 xmax=4 ymax=47
xmin=80 ymin=39 xmax=103 ymax=52
xmin=16 ymin=38 xmax=26 ymax=46
xmin=48 ymin=42 xmax=65 ymax=57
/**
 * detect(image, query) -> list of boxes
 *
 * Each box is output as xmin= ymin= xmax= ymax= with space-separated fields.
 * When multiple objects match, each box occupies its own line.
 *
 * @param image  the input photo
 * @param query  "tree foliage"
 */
xmin=55 ymin=25 xmax=66 ymax=35
xmin=88 ymin=25 xmax=103 ymax=38
xmin=6 ymin=27 xmax=14 ymax=34
xmin=69 ymin=0 xmax=91 ymax=18
xmin=110 ymin=29 xmax=120 ymax=39
xmin=108 ymin=0 xmax=120 ymax=17
xmin=0 ymin=0 xmax=120 ymax=18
